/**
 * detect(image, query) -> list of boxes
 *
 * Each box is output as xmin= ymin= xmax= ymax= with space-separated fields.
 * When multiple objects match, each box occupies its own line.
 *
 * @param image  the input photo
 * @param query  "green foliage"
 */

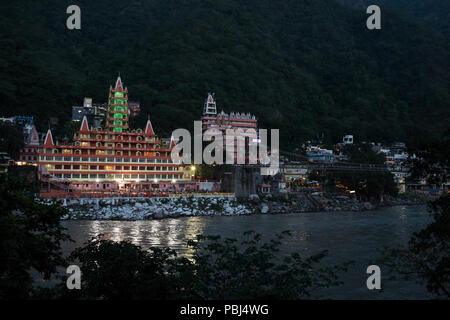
xmin=187 ymin=231 xmax=352 ymax=299
xmin=0 ymin=122 xmax=24 ymax=159
xmin=0 ymin=174 xmax=70 ymax=299
xmin=54 ymin=120 xmax=80 ymax=141
xmin=343 ymin=143 xmax=386 ymax=165
xmin=325 ymin=171 xmax=398 ymax=200
xmin=338 ymin=0 xmax=450 ymax=39
xmin=379 ymin=195 xmax=450 ymax=297
xmin=196 ymin=164 xmax=216 ymax=180
xmin=60 ymin=231 xmax=350 ymax=299
xmin=321 ymin=143 xmax=397 ymax=199
xmin=407 ymin=138 xmax=450 ymax=186
xmin=63 ymin=239 xmax=190 ymax=299
xmin=0 ymin=0 xmax=449 ymax=147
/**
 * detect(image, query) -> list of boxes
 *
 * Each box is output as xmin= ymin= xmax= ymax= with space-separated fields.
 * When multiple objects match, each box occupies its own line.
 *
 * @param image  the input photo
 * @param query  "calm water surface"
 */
xmin=62 ymin=205 xmax=435 ymax=299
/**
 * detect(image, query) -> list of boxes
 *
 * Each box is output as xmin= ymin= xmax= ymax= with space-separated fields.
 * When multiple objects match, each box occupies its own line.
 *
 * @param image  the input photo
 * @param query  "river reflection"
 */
xmin=61 ymin=205 xmax=435 ymax=299
xmin=66 ymin=217 xmax=208 ymax=257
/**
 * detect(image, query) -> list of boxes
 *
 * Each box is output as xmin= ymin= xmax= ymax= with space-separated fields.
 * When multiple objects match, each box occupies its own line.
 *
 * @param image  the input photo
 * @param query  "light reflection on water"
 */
xmin=61 ymin=205 xmax=434 ymax=299
xmin=73 ymin=217 xmax=208 ymax=257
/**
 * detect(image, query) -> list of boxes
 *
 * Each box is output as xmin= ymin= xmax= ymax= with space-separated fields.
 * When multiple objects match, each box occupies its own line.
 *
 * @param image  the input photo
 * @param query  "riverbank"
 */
xmin=52 ymin=196 xmax=253 ymax=220
xmin=254 ymin=193 xmax=428 ymax=214
xmin=39 ymin=192 xmax=429 ymax=221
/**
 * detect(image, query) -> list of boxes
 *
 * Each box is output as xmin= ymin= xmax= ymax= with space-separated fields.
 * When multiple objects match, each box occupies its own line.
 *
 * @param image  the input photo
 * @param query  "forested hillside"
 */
xmin=0 ymin=0 xmax=449 ymax=148
xmin=337 ymin=0 xmax=450 ymax=39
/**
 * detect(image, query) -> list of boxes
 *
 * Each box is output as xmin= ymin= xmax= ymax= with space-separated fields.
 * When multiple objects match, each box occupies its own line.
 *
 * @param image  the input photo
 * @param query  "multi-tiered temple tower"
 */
xmin=38 ymin=75 xmax=192 ymax=197
xmin=106 ymin=75 xmax=129 ymax=132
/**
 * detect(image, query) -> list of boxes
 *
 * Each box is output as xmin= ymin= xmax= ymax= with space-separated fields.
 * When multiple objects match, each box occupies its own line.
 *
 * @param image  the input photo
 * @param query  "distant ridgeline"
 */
xmin=0 ymin=0 xmax=449 ymax=148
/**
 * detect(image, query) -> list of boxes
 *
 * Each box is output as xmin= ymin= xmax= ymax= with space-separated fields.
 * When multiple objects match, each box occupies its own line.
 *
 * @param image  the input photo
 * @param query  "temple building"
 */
xmin=19 ymin=124 xmax=40 ymax=165
xmin=201 ymin=93 xmax=258 ymax=163
xmin=38 ymin=75 xmax=191 ymax=197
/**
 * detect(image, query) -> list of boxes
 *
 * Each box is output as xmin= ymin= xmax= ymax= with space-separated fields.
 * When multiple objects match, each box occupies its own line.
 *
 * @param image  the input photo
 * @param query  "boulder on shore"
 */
xmin=248 ymin=194 xmax=260 ymax=203
xmin=261 ymin=204 xmax=269 ymax=214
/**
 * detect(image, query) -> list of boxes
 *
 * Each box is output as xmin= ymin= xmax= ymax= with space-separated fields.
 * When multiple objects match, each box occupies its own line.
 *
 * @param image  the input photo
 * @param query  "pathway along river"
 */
xmin=62 ymin=205 xmax=436 ymax=299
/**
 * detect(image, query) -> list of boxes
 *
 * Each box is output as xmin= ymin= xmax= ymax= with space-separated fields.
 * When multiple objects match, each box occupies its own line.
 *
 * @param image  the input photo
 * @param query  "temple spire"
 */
xmin=107 ymin=73 xmax=129 ymax=132
xmin=27 ymin=125 xmax=40 ymax=145
xmin=114 ymin=73 xmax=123 ymax=91
xmin=145 ymin=115 xmax=156 ymax=137
xmin=203 ymin=92 xmax=217 ymax=115
xmin=169 ymin=135 xmax=176 ymax=149
xmin=43 ymin=128 xmax=54 ymax=147
xmin=79 ymin=115 xmax=90 ymax=133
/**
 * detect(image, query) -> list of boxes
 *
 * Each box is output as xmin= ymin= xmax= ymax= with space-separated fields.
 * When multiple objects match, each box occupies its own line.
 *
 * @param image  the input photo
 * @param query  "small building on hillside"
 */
xmin=72 ymin=97 xmax=107 ymax=128
xmin=19 ymin=124 xmax=40 ymax=165
xmin=306 ymin=146 xmax=334 ymax=163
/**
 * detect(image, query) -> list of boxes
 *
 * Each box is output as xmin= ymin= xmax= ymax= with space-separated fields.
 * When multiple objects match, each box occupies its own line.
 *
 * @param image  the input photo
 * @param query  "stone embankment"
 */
xmin=39 ymin=196 xmax=253 ymax=220
xmin=39 ymin=193 xmax=426 ymax=220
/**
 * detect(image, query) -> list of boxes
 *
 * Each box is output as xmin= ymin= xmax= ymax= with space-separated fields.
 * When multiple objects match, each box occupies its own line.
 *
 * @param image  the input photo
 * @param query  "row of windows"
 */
xmin=75 ymin=141 xmax=156 ymax=147
xmin=21 ymin=155 xmax=37 ymax=161
xmin=41 ymin=156 xmax=176 ymax=164
xmin=54 ymin=173 xmax=184 ymax=180
xmin=45 ymin=149 xmax=168 ymax=157
xmin=75 ymin=134 xmax=155 ymax=141
xmin=49 ymin=164 xmax=181 ymax=171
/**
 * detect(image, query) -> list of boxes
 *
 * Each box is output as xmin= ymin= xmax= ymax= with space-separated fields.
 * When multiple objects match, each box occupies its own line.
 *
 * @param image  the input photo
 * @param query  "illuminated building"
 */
xmin=19 ymin=124 xmax=40 ymax=164
xmin=201 ymin=93 xmax=258 ymax=163
xmin=38 ymin=75 xmax=190 ymax=196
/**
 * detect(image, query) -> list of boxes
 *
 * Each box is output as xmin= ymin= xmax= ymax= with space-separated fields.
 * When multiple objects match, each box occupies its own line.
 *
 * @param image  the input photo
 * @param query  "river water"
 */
xmin=61 ymin=205 xmax=436 ymax=299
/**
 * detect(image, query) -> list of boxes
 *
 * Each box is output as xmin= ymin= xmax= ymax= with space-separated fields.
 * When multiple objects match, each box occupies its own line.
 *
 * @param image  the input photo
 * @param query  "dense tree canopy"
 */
xmin=0 ymin=123 xmax=24 ymax=159
xmin=1 ymin=0 xmax=449 ymax=149
xmin=60 ymin=231 xmax=351 ymax=299
xmin=0 ymin=175 xmax=69 ymax=299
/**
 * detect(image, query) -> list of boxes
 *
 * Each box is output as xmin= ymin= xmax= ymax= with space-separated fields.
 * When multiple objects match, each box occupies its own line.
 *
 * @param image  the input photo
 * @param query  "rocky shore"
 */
xmin=42 ymin=196 xmax=253 ymax=220
xmin=250 ymin=193 xmax=427 ymax=215
xmin=39 ymin=192 xmax=428 ymax=221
